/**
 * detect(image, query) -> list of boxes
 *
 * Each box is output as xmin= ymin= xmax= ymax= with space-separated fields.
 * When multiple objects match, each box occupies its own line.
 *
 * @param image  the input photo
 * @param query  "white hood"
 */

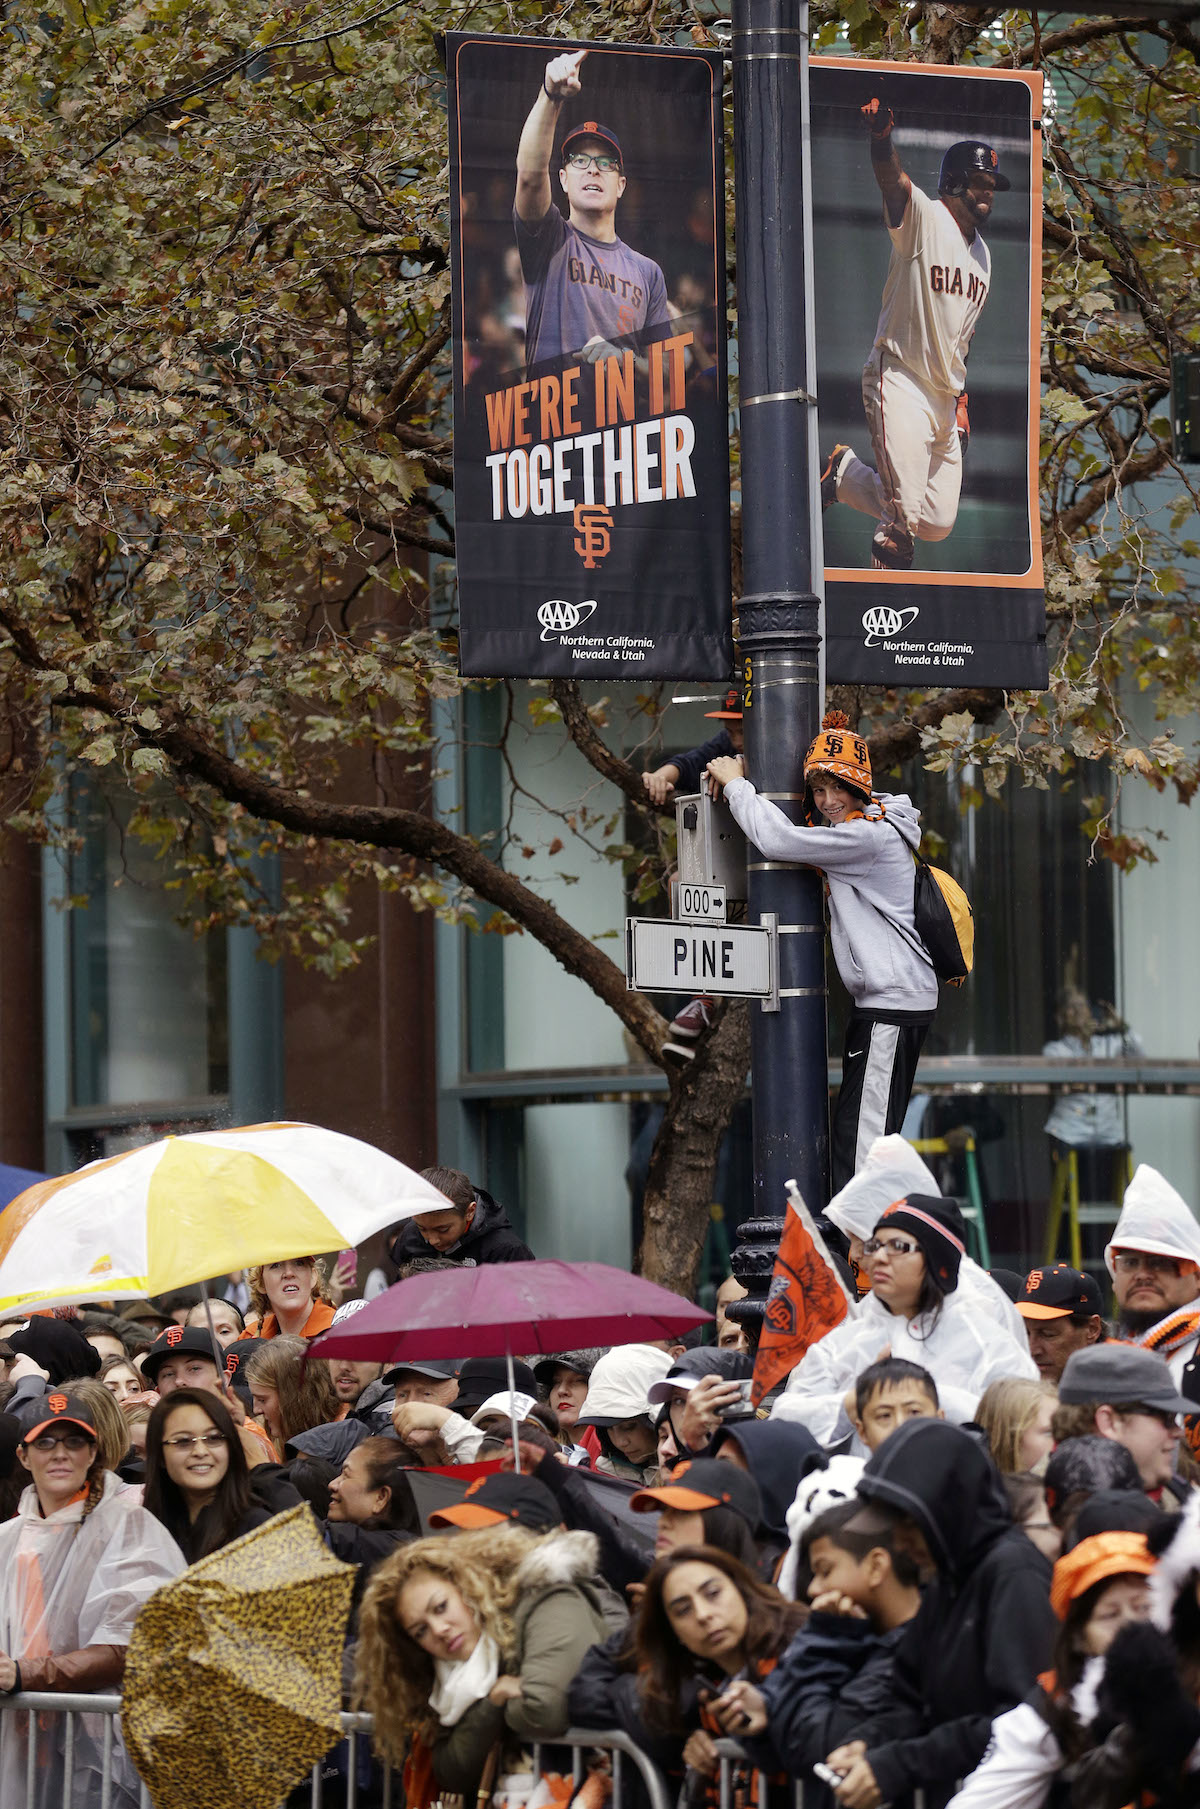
xmin=577 ymin=1343 xmax=672 ymax=1426
xmin=1105 ymin=1163 xmax=1200 ymax=1276
xmin=825 ymin=1134 xmax=1028 ymax=1348
xmin=824 ymin=1135 xmax=939 ymax=1241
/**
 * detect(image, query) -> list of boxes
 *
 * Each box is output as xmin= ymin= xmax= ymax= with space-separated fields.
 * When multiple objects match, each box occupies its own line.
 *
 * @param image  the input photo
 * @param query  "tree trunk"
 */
xmin=637 ymin=1000 xmax=753 ymax=1290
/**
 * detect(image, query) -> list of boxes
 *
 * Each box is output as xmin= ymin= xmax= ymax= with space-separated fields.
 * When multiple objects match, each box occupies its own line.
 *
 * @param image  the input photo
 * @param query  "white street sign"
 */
xmin=625 ymin=917 xmax=774 ymax=998
xmin=674 ymin=881 xmax=727 ymax=924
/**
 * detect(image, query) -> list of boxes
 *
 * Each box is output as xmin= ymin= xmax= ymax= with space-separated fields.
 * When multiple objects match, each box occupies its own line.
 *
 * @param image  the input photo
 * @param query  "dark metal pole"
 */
xmin=728 ymin=0 xmax=828 ymax=1326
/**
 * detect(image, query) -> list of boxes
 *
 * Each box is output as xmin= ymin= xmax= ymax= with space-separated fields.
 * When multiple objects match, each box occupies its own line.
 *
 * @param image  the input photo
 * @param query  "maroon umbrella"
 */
xmin=310 ymin=1259 xmax=709 ymax=1365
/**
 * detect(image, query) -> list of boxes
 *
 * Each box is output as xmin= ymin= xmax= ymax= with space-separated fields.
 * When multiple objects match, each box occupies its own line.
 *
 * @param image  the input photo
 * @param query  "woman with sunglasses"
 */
xmin=772 ymin=1193 xmax=1036 ymax=1446
xmin=0 ymin=1393 xmax=183 ymax=1807
xmin=143 ymin=1386 xmax=294 ymax=1563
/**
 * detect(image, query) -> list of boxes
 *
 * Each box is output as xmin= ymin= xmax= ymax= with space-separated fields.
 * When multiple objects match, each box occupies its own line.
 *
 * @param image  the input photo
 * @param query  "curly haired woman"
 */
xmin=241 ymin=1256 xmax=336 ymax=1340
xmin=354 ymin=1521 xmax=622 ymax=1805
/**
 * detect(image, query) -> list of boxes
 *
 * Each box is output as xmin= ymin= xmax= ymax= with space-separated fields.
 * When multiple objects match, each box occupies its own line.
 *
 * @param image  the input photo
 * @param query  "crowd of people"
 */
xmin=7 ymin=1149 xmax=1200 ymax=1808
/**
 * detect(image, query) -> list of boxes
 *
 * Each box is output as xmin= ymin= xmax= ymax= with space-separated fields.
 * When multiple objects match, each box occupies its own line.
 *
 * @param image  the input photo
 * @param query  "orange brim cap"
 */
xmin=1050 ymin=1531 xmax=1154 ymax=1619
xmin=427 ymin=1502 xmax=507 ymax=1530
xmin=1016 ymin=1302 xmax=1074 ymax=1321
xmin=22 ymin=1415 xmax=97 ymax=1445
xmin=630 ymin=1483 xmax=720 ymax=1514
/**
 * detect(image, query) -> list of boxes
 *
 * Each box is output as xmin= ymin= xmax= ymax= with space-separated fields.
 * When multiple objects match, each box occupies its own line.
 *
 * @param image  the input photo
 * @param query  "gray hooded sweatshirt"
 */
xmin=723 ymin=779 xmax=939 ymax=1014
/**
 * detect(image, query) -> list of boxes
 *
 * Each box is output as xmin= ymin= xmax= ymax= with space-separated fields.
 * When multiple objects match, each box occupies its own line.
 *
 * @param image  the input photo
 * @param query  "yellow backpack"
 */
xmin=912 ymin=852 xmax=975 ymax=987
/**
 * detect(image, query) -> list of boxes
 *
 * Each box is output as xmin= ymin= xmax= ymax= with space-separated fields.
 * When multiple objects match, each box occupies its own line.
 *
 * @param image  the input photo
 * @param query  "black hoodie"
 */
xmin=387 ymin=1186 xmax=533 ymax=1268
xmin=711 ymin=1417 xmax=827 ymax=1537
xmin=854 ymin=1419 xmax=1056 ymax=1809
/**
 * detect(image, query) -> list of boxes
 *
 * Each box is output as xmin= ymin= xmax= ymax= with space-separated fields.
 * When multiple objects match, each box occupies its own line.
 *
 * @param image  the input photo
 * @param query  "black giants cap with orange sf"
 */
xmin=23 ymin=1392 xmax=99 ymax=1445
xmin=1016 ymin=1264 xmax=1103 ymax=1321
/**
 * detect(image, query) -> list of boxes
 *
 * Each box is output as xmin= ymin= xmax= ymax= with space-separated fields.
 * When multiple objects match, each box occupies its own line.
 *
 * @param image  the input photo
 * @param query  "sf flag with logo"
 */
xmin=750 ymin=1180 xmax=858 ymax=1409
xmin=811 ymin=58 xmax=1047 ymax=689
xmin=447 ymin=33 xmax=732 ymax=679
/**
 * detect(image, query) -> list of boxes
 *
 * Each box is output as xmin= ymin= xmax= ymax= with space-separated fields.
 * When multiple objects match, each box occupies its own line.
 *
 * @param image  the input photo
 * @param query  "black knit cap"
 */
xmin=873 ymin=1193 xmax=966 ymax=1293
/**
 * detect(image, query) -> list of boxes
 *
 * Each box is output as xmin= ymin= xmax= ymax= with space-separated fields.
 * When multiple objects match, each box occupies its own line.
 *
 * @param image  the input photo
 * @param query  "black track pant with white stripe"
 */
xmin=830 ymin=1010 xmax=933 ymax=1194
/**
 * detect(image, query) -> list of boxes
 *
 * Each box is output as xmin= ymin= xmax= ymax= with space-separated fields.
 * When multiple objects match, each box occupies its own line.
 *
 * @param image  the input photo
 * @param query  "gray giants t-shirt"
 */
xmin=515 ymin=205 xmax=671 ymax=367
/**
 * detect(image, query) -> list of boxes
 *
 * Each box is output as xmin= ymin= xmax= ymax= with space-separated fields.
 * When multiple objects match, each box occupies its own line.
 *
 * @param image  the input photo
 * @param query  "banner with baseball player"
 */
xmin=810 ymin=60 xmax=1047 ymax=689
xmin=447 ymin=34 xmax=731 ymax=679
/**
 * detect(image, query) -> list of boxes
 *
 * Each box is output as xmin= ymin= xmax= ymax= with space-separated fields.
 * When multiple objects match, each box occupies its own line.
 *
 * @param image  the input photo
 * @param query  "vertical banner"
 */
xmin=810 ymin=59 xmax=1046 ymax=688
xmin=447 ymin=34 xmax=731 ymax=679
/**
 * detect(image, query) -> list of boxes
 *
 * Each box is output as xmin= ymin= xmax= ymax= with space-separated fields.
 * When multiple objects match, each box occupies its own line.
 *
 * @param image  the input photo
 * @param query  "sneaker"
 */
xmin=668 ymin=997 xmax=713 ymax=1041
xmin=819 ymin=444 xmax=851 ymax=510
xmin=662 ymin=1040 xmax=697 ymax=1067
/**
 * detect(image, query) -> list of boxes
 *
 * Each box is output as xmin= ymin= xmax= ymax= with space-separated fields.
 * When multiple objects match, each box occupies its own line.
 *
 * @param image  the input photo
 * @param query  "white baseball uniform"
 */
xmin=834 ymin=181 xmax=991 ymax=560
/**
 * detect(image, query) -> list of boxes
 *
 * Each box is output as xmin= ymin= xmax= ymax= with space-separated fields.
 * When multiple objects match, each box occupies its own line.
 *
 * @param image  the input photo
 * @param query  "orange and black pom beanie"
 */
xmin=803 ymin=710 xmax=872 ymax=799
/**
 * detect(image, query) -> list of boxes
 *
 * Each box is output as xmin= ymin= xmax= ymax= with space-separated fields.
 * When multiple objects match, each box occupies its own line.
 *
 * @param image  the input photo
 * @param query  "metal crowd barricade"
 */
xmin=0 ymin=1694 xmax=673 ymax=1809
xmin=712 ymin=1736 xmax=936 ymax=1809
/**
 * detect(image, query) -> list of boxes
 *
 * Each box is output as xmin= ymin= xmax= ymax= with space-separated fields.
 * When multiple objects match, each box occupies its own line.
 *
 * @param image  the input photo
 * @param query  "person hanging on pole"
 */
xmin=514 ymin=48 xmax=671 ymax=367
xmin=707 ymin=710 xmax=938 ymax=1191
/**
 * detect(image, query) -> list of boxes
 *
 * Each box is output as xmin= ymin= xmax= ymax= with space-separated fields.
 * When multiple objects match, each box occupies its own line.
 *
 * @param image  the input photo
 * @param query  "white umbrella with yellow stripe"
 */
xmin=0 ymin=1120 xmax=450 ymax=1312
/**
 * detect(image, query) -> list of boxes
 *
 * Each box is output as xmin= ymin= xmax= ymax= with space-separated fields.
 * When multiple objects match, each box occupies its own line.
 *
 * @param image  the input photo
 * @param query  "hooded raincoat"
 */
xmin=824 ymin=1135 xmax=1029 ymax=1346
xmin=0 ymin=1471 xmax=184 ymax=1807
xmin=770 ymin=1285 xmax=1036 ymax=1447
xmin=853 ymin=1420 xmax=1056 ymax=1809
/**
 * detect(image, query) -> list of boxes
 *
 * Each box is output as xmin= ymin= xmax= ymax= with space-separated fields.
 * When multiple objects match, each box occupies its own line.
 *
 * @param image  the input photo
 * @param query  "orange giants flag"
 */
xmin=751 ymin=1179 xmax=858 ymax=1408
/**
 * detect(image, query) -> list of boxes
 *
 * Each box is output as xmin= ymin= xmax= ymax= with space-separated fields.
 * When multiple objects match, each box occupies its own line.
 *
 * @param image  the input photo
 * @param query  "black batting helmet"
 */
xmin=938 ymin=140 xmax=1010 ymax=197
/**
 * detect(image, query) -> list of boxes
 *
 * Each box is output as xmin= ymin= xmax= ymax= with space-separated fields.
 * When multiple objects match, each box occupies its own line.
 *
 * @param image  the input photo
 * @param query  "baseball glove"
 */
xmin=861 ymin=97 xmax=894 ymax=138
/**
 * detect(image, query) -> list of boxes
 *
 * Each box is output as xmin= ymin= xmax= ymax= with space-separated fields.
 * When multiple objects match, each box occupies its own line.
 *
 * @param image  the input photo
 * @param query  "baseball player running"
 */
xmin=821 ymin=97 xmax=1008 ymax=570
xmin=514 ymin=49 xmax=671 ymax=368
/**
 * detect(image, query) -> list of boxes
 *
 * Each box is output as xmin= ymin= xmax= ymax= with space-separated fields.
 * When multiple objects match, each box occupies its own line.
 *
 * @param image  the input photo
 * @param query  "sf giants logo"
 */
xmin=573 ymin=503 xmax=613 ymax=570
xmin=166 ymin=1324 xmax=184 ymax=1346
xmin=1026 ymin=1269 xmax=1044 ymax=1292
xmin=764 ymin=1272 xmax=796 ymax=1337
xmin=48 ymin=1393 xmax=68 ymax=1413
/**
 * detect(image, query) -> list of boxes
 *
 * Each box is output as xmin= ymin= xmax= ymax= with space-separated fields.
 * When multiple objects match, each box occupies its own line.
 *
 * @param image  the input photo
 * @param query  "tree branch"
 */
xmin=548 ymin=678 xmax=660 ymax=814
xmin=865 ymin=688 xmax=1008 ymax=770
xmin=131 ymin=704 xmax=668 ymax=1061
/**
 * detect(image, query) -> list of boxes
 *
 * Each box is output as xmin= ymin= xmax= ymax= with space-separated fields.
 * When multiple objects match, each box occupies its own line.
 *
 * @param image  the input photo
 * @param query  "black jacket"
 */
xmin=388 ymin=1186 xmax=533 ymax=1268
xmin=532 ymin=1450 xmax=651 ymax=1596
xmin=711 ymin=1417 xmax=828 ymax=1568
xmin=854 ymin=1419 xmax=1056 ymax=1809
xmin=567 ymin=1628 xmax=711 ymax=1776
xmin=670 ymin=730 xmax=734 ymax=796
xmin=741 ymin=1613 xmax=910 ymax=1794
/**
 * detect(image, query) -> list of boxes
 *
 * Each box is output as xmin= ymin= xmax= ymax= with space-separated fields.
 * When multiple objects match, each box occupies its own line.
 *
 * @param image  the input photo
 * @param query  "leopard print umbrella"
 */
xmin=122 ymin=1504 xmax=356 ymax=1809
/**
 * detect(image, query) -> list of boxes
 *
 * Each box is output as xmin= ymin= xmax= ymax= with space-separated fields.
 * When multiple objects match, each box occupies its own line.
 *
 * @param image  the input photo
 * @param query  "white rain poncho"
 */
xmin=1104 ymin=1163 xmax=1200 ymax=1275
xmin=824 ymin=1134 xmax=1029 ymax=1347
xmin=0 ymin=1471 xmax=184 ymax=1808
xmin=769 ymin=1285 xmax=1037 ymax=1447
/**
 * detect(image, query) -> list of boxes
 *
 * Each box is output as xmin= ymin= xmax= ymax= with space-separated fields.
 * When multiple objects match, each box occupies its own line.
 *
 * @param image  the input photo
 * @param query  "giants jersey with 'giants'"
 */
xmin=515 ymin=203 xmax=670 ymax=368
xmin=873 ymin=181 xmax=991 ymax=398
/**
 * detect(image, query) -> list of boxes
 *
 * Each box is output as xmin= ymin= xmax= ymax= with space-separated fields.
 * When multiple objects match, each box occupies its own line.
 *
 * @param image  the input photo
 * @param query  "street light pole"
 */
xmin=729 ymin=0 xmax=828 ymax=1323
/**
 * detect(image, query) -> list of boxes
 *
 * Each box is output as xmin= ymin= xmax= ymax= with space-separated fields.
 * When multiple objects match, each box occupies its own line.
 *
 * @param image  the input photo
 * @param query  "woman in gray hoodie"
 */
xmin=708 ymin=709 xmax=938 ymax=1191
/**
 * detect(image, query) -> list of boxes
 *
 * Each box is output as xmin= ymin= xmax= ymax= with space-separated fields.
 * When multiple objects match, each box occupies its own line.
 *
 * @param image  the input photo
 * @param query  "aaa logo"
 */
xmin=537 ymin=599 xmax=598 ymax=640
xmin=862 ymin=605 xmax=919 ymax=646
xmin=573 ymin=503 xmax=613 ymax=570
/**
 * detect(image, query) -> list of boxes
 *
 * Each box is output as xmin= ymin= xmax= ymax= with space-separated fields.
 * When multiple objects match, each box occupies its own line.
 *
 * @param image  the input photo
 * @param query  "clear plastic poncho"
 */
xmin=0 ymin=1470 xmax=184 ymax=1809
xmin=823 ymin=1134 xmax=1029 ymax=1347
